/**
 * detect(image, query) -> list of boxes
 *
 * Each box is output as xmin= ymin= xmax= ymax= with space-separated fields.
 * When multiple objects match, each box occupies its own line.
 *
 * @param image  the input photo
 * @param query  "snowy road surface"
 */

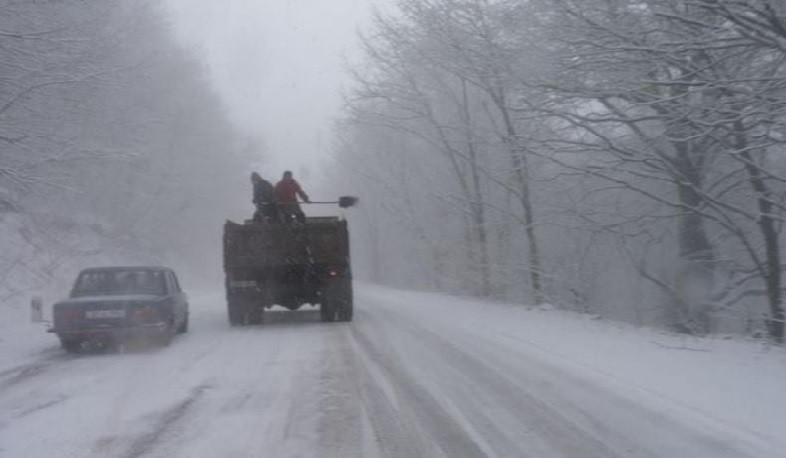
xmin=1 ymin=285 xmax=784 ymax=457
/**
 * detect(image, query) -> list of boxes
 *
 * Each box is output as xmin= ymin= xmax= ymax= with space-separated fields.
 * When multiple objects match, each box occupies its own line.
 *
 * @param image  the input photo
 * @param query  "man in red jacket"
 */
xmin=274 ymin=170 xmax=310 ymax=223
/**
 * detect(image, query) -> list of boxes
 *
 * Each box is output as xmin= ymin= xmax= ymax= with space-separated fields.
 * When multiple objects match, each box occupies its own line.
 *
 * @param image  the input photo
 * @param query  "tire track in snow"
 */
xmin=368 ymin=298 xmax=767 ymax=458
xmin=115 ymin=384 xmax=211 ymax=458
xmin=0 ymin=352 xmax=72 ymax=390
xmin=11 ymin=394 xmax=68 ymax=420
xmin=367 ymin=307 xmax=623 ymax=458
xmin=334 ymin=311 xmax=492 ymax=457
xmin=0 ymin=362 xmax=50 ymax=390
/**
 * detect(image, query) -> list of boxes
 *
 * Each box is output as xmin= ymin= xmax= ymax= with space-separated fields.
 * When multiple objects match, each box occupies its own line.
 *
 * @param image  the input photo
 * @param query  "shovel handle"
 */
xmin=301 ymin=196 xmax=358 ymax=208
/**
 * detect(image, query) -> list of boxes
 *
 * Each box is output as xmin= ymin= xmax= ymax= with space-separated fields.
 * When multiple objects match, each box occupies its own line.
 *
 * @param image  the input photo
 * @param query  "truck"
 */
xmin=222 ymin=215 xmax=353 ymax=325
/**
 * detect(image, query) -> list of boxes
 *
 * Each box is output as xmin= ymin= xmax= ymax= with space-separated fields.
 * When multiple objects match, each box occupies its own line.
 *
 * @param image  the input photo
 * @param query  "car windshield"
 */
xmin=72 ymin=270 xmax=166 ymax=296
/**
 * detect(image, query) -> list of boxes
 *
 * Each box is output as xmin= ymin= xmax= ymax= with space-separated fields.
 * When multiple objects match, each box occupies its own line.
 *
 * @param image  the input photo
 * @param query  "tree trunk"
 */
xmin=734 ymin=121 xmax=783 ymax=342
xmin=672 ymin=141 xmax=715 ymax=332
xmin=460 ymin=79 xmax=491 ymax=296
xmin=493 ymin=89 xmax=544 ymax=304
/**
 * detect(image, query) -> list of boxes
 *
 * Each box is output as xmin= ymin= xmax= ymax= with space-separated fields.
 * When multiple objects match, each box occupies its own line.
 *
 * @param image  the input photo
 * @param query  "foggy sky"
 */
xmin=164 ymin=0 xmax=379 ymax=182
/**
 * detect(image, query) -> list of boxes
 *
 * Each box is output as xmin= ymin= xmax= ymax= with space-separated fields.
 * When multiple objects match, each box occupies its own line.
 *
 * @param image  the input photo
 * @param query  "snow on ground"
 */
xmin=0 ymin=283 xmax=784 ymax=457
xmin=361 ymin=286 xmax=786 ymax=453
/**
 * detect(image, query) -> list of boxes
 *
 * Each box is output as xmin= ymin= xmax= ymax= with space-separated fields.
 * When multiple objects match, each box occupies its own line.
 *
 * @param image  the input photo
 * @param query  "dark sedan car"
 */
xmin=47 ymin=266 xmax=189 ymax=352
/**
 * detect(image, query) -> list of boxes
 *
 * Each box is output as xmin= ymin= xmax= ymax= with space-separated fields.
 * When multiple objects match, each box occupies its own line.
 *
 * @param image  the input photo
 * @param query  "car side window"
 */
xmin=167 ymin=271 xmax=181 ymax=293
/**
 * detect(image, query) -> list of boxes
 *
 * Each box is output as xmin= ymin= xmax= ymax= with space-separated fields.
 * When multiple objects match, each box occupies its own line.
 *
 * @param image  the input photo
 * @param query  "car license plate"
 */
xmin=86 ymin=310 xmax=126 ymax=319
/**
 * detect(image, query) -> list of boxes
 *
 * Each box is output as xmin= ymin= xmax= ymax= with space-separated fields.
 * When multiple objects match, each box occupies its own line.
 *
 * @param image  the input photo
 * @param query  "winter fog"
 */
xmin=2 ymin=1 xmax=786 ymax=457
xmin=165 ymin=0 xmax=378 ymax=179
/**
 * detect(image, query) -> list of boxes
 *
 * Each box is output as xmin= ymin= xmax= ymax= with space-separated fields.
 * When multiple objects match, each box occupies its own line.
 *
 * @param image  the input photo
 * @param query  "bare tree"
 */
xmin=330 ymin=0 xmax=786 ymax=341
xmin=535 ymin=0 xmax=786 ymax=339
xmin=0 ymin=1 xmax=255 ymax=299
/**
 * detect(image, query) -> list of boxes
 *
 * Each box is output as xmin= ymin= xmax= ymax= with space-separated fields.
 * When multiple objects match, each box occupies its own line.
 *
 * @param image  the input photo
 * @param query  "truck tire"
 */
xmin=335 ymin=281 xmax=353 ymax=322
xmin=248 ymin=306 xmax=264 ymax=325
xmin=320 ymin=300 xmax=335 ymax=322
xmin=227 ymin=299 xmax=243 ymax=326
xmin=336 ymin=297 xmax=353 ymax=322
xmin=60 ymin=337 xmax=83 ymax=354
xmin=322 ymin=279 xmax=353 ymax=323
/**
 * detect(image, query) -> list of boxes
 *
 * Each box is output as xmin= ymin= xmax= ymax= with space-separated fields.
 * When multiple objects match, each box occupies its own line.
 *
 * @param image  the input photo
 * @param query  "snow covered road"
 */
xmin=1 ymin=285 xmax=784 ymax=457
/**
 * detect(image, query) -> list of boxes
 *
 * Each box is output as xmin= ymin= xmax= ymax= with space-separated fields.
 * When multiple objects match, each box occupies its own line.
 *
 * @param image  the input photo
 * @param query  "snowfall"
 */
xmin=0 ymin=283 xmax=784 ymax=457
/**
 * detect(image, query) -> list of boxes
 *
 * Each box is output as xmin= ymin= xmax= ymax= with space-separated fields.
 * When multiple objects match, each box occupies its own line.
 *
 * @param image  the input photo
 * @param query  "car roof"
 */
xmin=79 ymin=266 xmax=172 ymax=274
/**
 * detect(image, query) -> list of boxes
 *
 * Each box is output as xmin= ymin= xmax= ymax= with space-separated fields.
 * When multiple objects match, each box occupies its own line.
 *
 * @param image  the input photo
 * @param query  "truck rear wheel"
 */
xmin=333 ymin=280 xmax=353 ymax=322
xmin=248 ymin=307 xmax=264 ymax=325
xmin=336 ymin=297 xmax=353 ymax=322
xmin=320 ymin=300 xmax=335 ymax=322
xmin=229 ymin=297 xmax=264 ymax=326
xmin=60 ymin=336 xmax=83 ymax=354
xmin=227 ymin=299 xmax=243 ymax=326
xmin=322 ymin=280 xmax=353 ymax=322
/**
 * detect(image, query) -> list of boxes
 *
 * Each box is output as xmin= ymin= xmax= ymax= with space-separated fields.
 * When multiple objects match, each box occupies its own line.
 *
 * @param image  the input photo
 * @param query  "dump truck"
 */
xmin=223 ymin=216 xmax=353 ymax=324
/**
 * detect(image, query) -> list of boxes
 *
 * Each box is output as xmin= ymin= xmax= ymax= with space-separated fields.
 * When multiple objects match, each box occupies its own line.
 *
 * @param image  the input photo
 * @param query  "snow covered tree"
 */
xmin=0 ymin=1 xmax=255 ymax=301
xmin=539 ymin=0 xmax=786 ymax=339
xmin=330 ymin=0 xmax=786 ymax=340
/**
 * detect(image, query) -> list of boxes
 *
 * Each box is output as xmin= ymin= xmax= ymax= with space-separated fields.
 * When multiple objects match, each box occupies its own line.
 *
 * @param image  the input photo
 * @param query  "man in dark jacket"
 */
xmin=274 ymin=170 xmax=309 ymax=223
xmin=251 ymin=172 xmax=277 ymax=223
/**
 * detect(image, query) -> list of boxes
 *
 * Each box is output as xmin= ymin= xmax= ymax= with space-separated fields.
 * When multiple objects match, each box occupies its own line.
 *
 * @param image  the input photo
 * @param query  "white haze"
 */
xmin=164 ymin=0 xmax=379 ymax=181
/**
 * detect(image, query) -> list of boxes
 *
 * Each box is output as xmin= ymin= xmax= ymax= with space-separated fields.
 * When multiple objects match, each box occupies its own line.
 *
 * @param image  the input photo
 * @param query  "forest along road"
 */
xmin=0 ymin=285 xmax=779 ymax=458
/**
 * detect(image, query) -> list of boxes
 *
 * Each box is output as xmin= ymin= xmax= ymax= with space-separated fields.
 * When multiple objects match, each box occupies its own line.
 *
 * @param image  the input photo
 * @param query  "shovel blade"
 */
xmin=339 ymin=196 xmax=358 ymax=208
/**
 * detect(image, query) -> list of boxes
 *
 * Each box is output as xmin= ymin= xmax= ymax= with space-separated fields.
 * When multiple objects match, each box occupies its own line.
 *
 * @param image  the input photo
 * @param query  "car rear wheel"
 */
xmin=86 ymin=333 xmax=115 ymax=353
xmin=177 ymin=313 xmax=189 ymax=333
xmin=158 ymin=322 xmax=175 ymax=346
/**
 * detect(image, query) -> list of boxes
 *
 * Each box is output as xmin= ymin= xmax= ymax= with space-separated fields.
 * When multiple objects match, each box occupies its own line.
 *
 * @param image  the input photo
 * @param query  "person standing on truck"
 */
xmin=274 ymin=170 xmax=310 ymax=223
xmin=251 ymin=172 xmax=278 ymax=223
